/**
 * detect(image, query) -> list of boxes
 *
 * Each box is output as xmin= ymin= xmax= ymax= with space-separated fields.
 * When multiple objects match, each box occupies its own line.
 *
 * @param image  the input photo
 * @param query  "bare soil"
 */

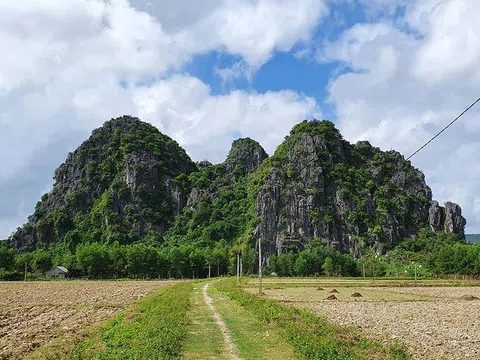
xmin=259 ymin=285 xmax=480 ymax=360
xmin=0 ymin=281 xmax=171 ymax=359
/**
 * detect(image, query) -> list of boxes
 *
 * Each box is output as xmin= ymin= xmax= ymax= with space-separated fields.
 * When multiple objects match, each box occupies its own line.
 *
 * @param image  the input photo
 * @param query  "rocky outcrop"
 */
xmin=253 ymin=120 xmax=464 ymax=260
xmin=165 ymin=137 xmax=269 ymax=246
xmin=428 ymin=201 xmax=444 ymax=232
xmin=429 ymin=201 xmax=466 ymax=237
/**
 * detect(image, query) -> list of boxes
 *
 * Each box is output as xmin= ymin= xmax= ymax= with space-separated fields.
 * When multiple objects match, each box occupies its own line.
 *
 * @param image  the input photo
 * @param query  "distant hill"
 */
xmin=466 ymin=234 xmax=480 ymax=244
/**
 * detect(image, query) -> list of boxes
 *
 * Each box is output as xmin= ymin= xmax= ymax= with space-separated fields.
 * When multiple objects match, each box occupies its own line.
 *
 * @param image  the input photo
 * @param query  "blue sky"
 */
xmin=183 ymin=0 xmax=369 ymax=117
xmin=1 ymin=0 xmax=480 ymax=237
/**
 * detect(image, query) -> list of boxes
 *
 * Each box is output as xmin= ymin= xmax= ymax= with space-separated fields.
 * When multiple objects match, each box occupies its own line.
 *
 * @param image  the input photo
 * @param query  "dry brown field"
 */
xmin=0 ymin=280 xmax=172 ymax=359
xmin=248 ymin=278 xmax=480 ymax=360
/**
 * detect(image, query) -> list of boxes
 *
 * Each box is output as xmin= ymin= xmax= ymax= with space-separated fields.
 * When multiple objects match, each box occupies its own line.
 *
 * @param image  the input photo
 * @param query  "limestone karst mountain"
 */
xmin=7 ymin=117 xmax=466 ymax=259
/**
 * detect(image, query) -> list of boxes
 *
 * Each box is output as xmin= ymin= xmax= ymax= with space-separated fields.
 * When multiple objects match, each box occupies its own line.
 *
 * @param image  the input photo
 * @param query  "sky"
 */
xmin=1 ymin=0 xmax=480 ymax=238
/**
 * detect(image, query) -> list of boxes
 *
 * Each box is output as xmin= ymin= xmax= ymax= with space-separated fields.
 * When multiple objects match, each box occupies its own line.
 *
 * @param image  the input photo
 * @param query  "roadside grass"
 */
xmin=209 ymin=282 xmax=300 ymax=360
xmin=181 ymin=282 xmax=227 ymax=360
xmin=216 ymin=279 xmax=409 ymax=360
xmin=64 ymin=282 xmax=192 ymax=360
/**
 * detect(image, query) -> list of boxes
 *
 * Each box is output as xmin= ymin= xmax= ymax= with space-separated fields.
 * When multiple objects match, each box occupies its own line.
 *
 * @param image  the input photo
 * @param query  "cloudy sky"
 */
xmin=1 ymin=0 xmax=479 ymax=238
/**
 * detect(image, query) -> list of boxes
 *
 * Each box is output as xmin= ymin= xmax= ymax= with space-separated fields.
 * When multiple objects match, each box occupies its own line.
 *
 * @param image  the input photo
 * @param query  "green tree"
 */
xmin=322 ymin=257 xmax=335 ymax=277
xmin=76 ymin=243 xmax=110 ymax=278
xmin=189 ymin=249 xmax=206 ymax=278
xmin=126 ymin=244 xmax=160 ymax=278
xmin=31 ymin=249 xmax=53 ymax=274
xmin=0 ymin=243 xmax=15 ymax=270
xmin=294 ymin=252 xmax=316 ymax=276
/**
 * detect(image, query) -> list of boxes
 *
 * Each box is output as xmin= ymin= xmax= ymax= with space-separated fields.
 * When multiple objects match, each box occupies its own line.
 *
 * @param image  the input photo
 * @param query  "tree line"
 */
xmin=1 ymin=228 xmax=480 ymax=280
xmin=0 ymin=241 xmax=259 ymax=280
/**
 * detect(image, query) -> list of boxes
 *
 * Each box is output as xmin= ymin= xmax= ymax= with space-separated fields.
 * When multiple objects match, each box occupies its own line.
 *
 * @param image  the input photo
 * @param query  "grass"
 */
xmin=216 ymin=278 xmax=409 ymax=360
xmin=182 ymin=281 xmax=299 ymax=359
xmin=182 ymin=282 xmax=227 ymax=359
xmin=64 ymin=282 xmax=192 ymax=360
xmin=209 ymin=282 xmax=300 ymax=359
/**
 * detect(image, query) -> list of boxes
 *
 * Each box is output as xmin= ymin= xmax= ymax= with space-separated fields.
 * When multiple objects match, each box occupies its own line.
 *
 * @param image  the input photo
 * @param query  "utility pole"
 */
xmin=236 ymin=253 xmax=240 ymax=282
xmin=258 ymin=237 xmax=263 ymax=296
xmin=24 ymin=262 xmax=27 ymax=281
xmin=208 ymin=263 xmax=211 ymax=279
xmin=240 ymin=255 xmax=243 ymax=278
xmin=414 ymin=263 xmax=417 ymax=286
xmin=362 ymin=262 xmax=365 ymax=278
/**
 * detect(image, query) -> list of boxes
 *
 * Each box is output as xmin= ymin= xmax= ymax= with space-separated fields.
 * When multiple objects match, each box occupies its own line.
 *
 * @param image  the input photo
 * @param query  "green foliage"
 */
xmin=76 ymin=242 xmax=110 ymax=278
xmin=31 ymin=249 xmax=53 ymax=274
xmin=268 ymin=241 xmax=360 ymax=277
xmin=0 ymin=242 xmax=15 ymax=270
xmin=67 ymin=282 xmax=192 ymax=360
xmin=165 ymin=157 xmax=255 ymax=251
xmin=322 ymin=256 xmax=335 ymax=276
xmin=8 ymin=117 xmax=468 ymax=284
xmin=368 ymin=230 xmax=480 ymax=278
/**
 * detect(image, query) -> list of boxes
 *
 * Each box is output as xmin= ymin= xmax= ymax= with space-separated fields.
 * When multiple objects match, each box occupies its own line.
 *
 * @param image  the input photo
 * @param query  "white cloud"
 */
xmin=215 ymin=60 xmax=253 ymax=84
xmin=133 ymin=75 xmax=321 ymax=160
xmin=131 ymin=0 xmax=328 ymax=75
xmin=322 ymin=0 xmax=480 ymax=232
xmin=411 ymin=0 xmax=480 ymax=85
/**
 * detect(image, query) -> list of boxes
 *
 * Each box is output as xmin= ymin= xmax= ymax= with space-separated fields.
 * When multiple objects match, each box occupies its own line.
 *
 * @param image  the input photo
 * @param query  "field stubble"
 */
xmin=253 ymin=279 xmax=480 ymax=360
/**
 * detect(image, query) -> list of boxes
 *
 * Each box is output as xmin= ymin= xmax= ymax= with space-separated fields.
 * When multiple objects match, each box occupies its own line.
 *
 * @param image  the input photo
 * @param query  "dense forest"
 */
xmin=0 ymin=116 xmax=474 ymax=280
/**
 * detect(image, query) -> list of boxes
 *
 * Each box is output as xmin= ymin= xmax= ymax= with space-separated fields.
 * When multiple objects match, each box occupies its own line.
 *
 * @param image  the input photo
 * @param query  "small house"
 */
xmin=46 ymin=266 xmax=69 ymax=279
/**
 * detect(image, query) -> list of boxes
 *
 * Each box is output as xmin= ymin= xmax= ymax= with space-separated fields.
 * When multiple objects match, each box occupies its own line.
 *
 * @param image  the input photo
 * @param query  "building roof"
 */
xmin=55 ymin=266 xmax=69 ymax=273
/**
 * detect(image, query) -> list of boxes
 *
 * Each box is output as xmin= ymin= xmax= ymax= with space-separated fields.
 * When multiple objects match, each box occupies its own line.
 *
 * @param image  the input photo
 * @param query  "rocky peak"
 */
xmin=6 ymin=117 xmax=468 ymax=259
xmin=185 ymin=138 xmax=267 ymax=210
xmin=8 ymin=116 xmax=197 ymax=252
xmin=225 ymin=138 xmax=268 ymax=176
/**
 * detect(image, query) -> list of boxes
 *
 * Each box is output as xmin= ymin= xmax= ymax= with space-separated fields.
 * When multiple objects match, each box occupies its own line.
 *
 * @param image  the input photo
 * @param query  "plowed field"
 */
xmin=0 ymin=281 xmax=171 ymax=359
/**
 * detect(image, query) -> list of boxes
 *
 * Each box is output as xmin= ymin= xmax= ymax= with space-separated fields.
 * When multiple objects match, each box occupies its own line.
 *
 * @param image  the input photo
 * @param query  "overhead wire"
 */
xmin=406 ymin=97 xmax=480 ymax=161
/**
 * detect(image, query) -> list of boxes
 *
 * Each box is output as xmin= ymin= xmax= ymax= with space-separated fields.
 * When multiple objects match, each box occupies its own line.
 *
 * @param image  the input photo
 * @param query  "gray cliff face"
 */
xmin=253 ymin=120 xmax=465 ymax=261
xmin=120 ymin=152 xmax=190 ymax=235
xmin=428 ymin=201 xmax=466 ymax=237
xmin=444 ymin=202 xmax=466 ymax=236
xmin=254 ymin=134 xmax=334 ymax=257
xmin=428 ymin=201 xmax=445 ymax=232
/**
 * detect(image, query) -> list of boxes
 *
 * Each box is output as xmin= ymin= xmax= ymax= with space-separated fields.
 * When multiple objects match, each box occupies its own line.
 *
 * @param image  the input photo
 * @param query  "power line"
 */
xmin=406 ymin=97 xmax=480 ymax=161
